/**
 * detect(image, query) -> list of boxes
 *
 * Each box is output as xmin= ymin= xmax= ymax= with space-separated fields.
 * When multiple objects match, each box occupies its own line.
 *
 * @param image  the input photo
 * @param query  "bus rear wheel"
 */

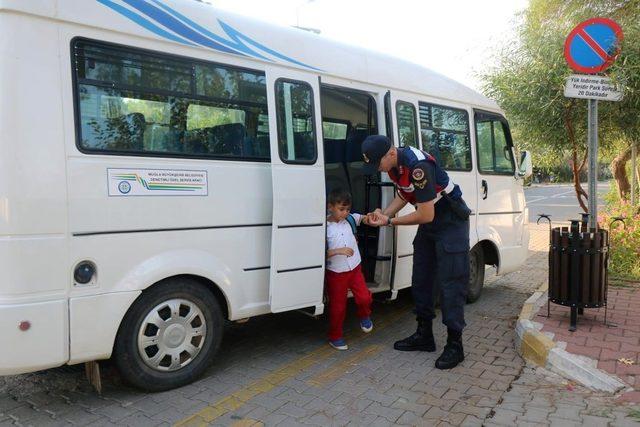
xmin=466 ymin=245 xmax=485 ymax=303
xmin=113 ymin=278 xmax=223 ymax=391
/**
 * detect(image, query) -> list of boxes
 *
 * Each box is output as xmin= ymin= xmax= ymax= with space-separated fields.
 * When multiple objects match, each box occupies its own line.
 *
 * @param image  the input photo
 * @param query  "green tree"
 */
xmin=481 ymin=0 xmax=640 ymax=210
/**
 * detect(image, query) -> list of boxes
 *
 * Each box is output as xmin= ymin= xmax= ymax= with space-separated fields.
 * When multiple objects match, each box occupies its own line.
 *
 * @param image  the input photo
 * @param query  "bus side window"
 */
xmin=418 ymin=103 xmax=471 ymax=171
xmin=275 ymin=80 xmax=317 ymax=164
xmin=73 ymin=39 xmax=270 ymax=161
xmin=395 ymin=101 xmax=418 ymax=148
xmin=476 ymin=119 xmax=515 ymax=174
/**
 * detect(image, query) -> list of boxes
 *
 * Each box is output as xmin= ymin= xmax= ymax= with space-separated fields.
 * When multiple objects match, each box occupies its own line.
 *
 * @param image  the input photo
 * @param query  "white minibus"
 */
xmin=0 ymin=0 xmax=531 ymax=391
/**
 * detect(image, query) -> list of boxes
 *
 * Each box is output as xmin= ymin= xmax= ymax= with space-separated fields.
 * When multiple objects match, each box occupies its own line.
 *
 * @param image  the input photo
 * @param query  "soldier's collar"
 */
xmin=396 ymin=147 xmax=409 ymax=171
xmin=397 ymin=147 xmax=409 ymax=164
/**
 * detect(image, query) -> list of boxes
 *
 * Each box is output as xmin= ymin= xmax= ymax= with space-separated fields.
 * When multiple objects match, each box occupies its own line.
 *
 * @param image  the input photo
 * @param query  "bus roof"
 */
xmin=3 ymin=0 xmax=500 ymax=111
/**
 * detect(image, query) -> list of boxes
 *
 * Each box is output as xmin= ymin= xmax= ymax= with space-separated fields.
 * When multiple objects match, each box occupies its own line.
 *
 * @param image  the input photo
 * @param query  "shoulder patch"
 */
xmin=412 ymin=168 xmax=425 ymax=181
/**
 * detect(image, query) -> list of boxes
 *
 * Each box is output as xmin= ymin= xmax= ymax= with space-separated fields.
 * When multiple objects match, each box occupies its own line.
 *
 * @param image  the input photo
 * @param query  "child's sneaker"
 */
xmin=360 ymin=318 xmax=373 ymax=333
xmin=329 ymin=338 xmax=348 ymax=350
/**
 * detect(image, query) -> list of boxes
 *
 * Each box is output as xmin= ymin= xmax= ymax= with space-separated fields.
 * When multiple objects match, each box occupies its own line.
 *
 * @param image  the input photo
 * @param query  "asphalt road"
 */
xmin=524 ymin=182 xmax=610 ymax=225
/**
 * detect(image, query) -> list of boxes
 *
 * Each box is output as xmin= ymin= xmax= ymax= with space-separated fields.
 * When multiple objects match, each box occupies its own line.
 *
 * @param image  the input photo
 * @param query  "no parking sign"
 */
xmin=564 ymin=17 xmax=623 ymax=74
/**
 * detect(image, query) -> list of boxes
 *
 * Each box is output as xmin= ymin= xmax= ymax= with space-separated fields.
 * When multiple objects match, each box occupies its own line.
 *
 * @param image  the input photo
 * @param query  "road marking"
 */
xmin=527 ymin=189 xmax=575 ymax=205
xmin=307 ymin=344 xmax=383 ymax=387
xmin=229 ymin=420 xmax=263 ymax=427
xmin=526 ymin=196 xmax=546 ymax=203
xmin=174 ymin=305 xmax=412 ymax=426
xmin=551 ymin=189 xmax=577 ymax=198
xmin=531 ymin=204 xmax=585 ymax=208
xmin=175 ymin=350 xmax=333 ymax=426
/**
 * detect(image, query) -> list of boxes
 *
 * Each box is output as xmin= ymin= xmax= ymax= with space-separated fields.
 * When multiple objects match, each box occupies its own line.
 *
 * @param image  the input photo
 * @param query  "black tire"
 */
xmin=113 ymin=278 xmax=224 ymax=392
xmin=466 ymin=245 xmax=485 ymax=303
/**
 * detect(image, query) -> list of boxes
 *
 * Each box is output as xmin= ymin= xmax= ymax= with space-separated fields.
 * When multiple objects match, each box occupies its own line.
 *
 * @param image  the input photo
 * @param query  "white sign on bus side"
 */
xmin=564 ymin=74 xmax=623 ymax=101
xmin=108 ymin=168 xmax=209 ymax=196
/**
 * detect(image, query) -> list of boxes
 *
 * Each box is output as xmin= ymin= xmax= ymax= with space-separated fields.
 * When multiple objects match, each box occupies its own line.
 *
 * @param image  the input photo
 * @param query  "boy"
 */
xmin=325 ymin=188 xmax=373 ymax=350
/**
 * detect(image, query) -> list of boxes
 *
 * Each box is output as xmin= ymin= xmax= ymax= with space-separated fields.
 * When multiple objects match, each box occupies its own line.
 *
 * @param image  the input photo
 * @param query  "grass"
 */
xmin=628 ymin=408 xmax=640 ymax=421
xmin=608 ymin=278 xmax=640 ymax=289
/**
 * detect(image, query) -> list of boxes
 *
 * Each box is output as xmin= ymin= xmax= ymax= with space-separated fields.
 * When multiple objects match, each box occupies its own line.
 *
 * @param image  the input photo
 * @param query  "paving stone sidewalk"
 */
xmin=487 ymin=365 xmax=640 ymax=426
xmin=1 ymin=224 xmax=638 ymax=426
xmin=536 ymin=280 xmax=640 ymax=404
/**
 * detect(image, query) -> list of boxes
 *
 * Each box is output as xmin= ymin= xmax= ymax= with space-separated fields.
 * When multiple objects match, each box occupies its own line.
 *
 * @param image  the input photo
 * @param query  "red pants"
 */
xmin=325 ymin=264 xmax=372 ymax=341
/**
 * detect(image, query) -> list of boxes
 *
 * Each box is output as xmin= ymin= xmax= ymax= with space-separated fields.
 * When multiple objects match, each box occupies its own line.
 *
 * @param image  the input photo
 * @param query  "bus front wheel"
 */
xmin=466 ymin=245 xmax=485 ymax=303
xmin=113 ymin=277 xmax=224 ymax=391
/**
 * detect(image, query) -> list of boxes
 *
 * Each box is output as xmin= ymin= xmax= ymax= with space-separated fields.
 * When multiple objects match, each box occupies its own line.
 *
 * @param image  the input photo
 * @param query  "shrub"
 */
xmin=599 ymin=191 xmax=640 ymax=281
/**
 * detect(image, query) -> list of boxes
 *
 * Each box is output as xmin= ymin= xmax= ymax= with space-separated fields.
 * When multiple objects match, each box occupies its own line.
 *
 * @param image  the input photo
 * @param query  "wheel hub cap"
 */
xmin=137 ymin=298 xmax=207 ymax=372
xmin=165 ymin=324 xmax=187 ymax=348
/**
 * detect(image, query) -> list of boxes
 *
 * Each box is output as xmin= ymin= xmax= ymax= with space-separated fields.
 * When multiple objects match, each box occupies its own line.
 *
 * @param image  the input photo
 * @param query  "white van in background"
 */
xmin=0 ymin=0 xmax=531 ymax=390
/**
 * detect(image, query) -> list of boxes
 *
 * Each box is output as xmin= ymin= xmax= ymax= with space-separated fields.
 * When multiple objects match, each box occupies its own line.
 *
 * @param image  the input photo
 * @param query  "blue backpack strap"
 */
xmin=345 ymin=214 xmax=357 ymax=235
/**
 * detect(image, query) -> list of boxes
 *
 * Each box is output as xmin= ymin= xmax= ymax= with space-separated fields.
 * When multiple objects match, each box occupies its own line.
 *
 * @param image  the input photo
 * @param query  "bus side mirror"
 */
xmin=518 ymin=150 xmax=533 ymax=179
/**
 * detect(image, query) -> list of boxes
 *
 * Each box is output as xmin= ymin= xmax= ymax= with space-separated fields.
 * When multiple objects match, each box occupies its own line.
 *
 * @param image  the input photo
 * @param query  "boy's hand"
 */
xmin=367 ymin=211 xmax=388 ymax=227
xmin=365 ymin=210 xmax=380 ymax=226
xmin=339 ymin=247 xmax=354 ymax=257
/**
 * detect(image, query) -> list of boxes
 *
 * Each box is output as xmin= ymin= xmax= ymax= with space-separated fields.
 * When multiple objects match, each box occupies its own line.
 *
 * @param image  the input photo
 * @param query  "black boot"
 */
xmin=393 ymin=319 xmax=436 ymax=352
xmin=435 ymin=329 xmax=464 ymax=369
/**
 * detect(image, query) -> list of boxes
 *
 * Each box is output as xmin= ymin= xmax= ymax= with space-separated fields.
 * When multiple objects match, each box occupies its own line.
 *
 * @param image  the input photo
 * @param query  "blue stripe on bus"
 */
xmin=96 ymin=0 xmax=194 ymax=46
xmin=147 ymin=0 xmax=269 ymax=60
xmin=120 ymin=0 xmax=241 ymax=55
xmin=218 ymin=20 xmax=322 ymax=71
xmin=97 ymin=0 xmax=321 ymax=71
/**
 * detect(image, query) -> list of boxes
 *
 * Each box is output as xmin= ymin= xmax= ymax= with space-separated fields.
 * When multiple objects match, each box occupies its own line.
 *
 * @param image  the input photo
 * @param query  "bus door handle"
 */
xmin=481 ymin=180 xmax=488 ymax=200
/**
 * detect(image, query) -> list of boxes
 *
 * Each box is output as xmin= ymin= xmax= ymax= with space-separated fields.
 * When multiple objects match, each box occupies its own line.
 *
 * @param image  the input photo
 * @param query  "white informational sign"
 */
xmin=108 ymin=168 xmax=208 ymax=196
xmin=564 ymin=74 xmax=623 ymax=101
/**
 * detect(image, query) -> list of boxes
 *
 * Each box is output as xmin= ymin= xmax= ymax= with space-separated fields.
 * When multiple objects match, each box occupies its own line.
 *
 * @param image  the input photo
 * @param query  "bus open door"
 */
xmin=266 ymin=67 xmax=326 ymax=314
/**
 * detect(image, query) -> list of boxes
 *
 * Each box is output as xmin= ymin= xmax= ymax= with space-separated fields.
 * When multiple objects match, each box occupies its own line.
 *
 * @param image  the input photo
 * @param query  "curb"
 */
xmin=515 ymin=282 xmax=626 ymax=394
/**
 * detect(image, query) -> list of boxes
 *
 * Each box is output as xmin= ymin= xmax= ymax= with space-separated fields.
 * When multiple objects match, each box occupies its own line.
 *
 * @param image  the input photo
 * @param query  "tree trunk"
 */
xmin=636 ymin=155 xmax=640 ymax=199
xmin=610 ymin=145 xmax=633 ymax=200
xmin=571 ymin=144 xmax=589 ymax=213
xmin=564 ymin=108 xmax=588 ymax=212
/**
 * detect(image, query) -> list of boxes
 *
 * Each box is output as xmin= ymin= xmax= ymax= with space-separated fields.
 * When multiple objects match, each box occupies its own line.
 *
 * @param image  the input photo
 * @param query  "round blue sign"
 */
xmin=564 ymin=18 xmax=623 ymax=74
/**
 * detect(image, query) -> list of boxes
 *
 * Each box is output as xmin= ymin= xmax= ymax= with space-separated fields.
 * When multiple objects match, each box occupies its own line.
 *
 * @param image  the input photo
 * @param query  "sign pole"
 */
xmin=588 ymin=99 xmax=598 ymax=229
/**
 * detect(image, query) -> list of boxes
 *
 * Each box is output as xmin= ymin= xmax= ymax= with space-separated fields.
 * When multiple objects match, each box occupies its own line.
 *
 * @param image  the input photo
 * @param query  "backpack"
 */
xmin=345 ymin=214 xmax=358 ymax=236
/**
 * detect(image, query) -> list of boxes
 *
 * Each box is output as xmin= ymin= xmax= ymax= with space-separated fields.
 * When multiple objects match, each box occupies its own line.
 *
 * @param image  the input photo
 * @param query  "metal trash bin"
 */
xmin=545 ymin=213 xmax=609 ymax=331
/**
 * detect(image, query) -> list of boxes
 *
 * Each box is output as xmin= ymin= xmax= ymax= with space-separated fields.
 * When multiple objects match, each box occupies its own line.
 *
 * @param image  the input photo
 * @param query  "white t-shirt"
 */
xmin=326 ymin=213 xmax=363 ymax=273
